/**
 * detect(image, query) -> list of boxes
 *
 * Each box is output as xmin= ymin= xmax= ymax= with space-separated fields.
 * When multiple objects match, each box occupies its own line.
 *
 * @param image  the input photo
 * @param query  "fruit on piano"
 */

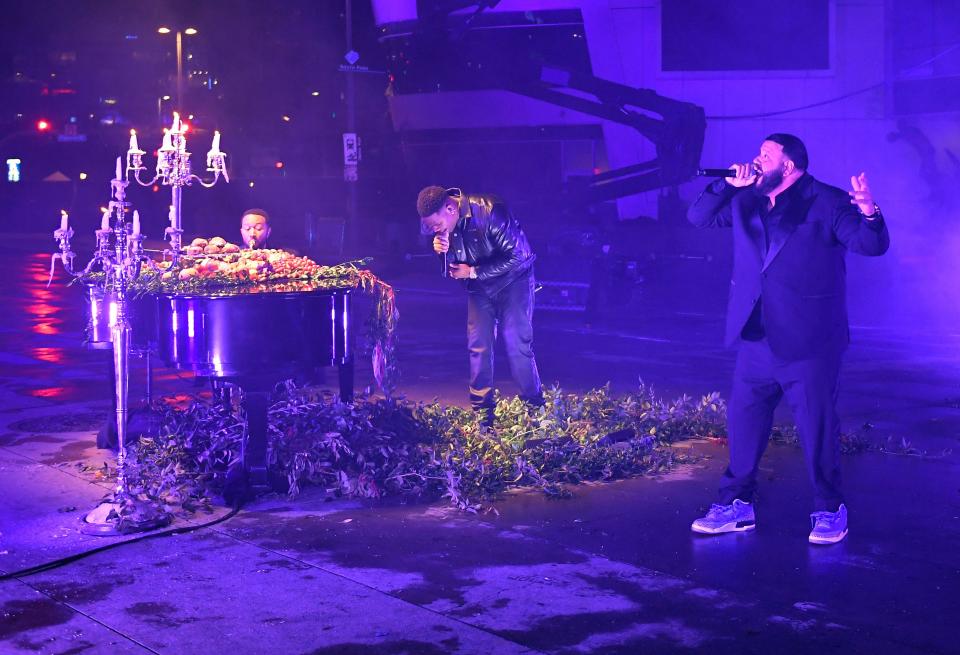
xmin=159 ymin=240 xmax=342 ymax=288
xmin=196 ymin=258 xmax=218 ymax=273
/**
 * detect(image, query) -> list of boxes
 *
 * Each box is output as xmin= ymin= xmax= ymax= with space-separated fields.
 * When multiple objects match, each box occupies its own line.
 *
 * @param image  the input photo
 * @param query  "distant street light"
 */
xmin=157 ymin=95 xmax=173 ymax=126
xmin=157 ymin=26 xmax=198 ymax=113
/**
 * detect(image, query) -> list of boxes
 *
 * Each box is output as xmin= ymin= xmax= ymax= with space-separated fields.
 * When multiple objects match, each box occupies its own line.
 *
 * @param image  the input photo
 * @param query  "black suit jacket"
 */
xmin=687 ymin=174 xmax=890 ymax=361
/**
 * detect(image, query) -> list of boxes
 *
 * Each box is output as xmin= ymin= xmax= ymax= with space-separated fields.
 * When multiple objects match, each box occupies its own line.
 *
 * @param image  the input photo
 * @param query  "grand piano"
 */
xmin=86 ymin=282 xmax=356 ymax=504
xmin=158 ymin=286 xmax=355 ymax=502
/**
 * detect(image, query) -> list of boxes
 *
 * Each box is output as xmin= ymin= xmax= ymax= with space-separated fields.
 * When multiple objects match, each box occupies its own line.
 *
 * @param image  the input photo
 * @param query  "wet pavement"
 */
xmin=1 ymin=233 xmax=958 ymax=654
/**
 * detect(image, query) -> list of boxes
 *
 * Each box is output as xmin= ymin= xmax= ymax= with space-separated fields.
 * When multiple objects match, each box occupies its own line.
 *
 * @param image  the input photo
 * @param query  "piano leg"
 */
xmin=224 ymin=386 xmax=272 ymax=506
xmin=338 ymin=356 xmax=354 ymax=402
xmin=242 ymin=389 xmax=270 ymax=490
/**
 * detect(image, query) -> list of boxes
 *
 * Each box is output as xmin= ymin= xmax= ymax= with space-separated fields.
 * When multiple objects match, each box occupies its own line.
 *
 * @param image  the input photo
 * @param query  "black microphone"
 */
xmin=697 ymin=168 xmax=738 ymax=178
xmin=697 ymin=165 xmax=760 ymax=178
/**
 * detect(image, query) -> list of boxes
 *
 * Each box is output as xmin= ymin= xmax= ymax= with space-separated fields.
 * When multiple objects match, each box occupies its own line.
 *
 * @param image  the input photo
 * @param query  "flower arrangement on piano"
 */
xmin=156 ymin=237 xmax=340 ymax=288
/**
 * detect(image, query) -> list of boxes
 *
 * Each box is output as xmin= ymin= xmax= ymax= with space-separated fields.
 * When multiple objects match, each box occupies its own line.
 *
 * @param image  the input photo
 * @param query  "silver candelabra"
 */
xmin=126 ymin=112 xmax=229 ymax=264
xmin=51 ymin=115 xmax=229 ymax=535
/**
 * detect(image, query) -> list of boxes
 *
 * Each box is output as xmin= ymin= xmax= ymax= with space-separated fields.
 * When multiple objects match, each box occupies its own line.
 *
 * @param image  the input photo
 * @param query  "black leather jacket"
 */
xmin=447 ymin=193 xmax=536 ymax=295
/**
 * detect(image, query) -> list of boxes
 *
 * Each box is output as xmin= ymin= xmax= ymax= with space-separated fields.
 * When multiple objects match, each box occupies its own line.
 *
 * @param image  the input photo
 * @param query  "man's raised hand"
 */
xmin=849 ymin=172 xmax=877 ymax=216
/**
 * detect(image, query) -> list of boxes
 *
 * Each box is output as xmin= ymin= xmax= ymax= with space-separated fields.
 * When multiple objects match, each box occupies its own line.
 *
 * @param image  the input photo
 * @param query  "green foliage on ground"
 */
xmin=118 ymin=383 xmax=727 ymax=515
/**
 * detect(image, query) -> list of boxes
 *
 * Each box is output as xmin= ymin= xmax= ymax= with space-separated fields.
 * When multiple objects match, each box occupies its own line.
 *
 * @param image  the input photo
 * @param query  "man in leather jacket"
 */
xmin=417 ymin=186 xmax=544 ymax=426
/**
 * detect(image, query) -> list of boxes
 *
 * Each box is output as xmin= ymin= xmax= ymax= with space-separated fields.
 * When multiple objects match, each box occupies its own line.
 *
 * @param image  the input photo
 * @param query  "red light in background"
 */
xmin=33 ymin=321 xmax=61 ymax=335
xmin=31 ymin=347 xmax=65 ymax=364
xmin=275 ymin=161 xmax=284 ymax=169
xmin=24 ymin=303 xmax=59 ymax=317
xmin=36 ymin=119 xmax=51 ymax=131
xmin=30 ymin=386 xmax=67 ymax=399
xmin=180 ymin=122 xmax=189 ymax=133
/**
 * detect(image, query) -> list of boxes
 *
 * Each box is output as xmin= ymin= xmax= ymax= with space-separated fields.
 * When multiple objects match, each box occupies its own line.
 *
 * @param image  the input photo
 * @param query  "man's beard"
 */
xmin=755 ymin=166 xmax=784 ymax=194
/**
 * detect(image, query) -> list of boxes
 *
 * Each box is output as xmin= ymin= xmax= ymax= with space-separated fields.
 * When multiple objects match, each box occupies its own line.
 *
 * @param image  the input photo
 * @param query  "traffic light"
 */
xmin=6 ymin=158 xmax=21 ymax=183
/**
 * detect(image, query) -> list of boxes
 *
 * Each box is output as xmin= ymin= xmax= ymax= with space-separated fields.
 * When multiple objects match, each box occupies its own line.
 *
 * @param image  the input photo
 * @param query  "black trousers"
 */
xmin=719 ymin=338 xmax=845 ymax=512
xmin=466 ymin=271 xmax=543 ymax=410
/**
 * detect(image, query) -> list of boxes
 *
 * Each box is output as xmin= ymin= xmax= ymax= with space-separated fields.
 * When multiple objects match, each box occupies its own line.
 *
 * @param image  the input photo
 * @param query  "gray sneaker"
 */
xmin=691 ymin=499 xmax=756 ymax=534
xmin=808 ymin=504 xmax=848 ymax=545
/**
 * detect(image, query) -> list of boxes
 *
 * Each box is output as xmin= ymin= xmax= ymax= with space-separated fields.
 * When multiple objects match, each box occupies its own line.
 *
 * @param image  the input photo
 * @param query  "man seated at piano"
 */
xmin=240 ymin=208 xmax=272 ymax=249
xmin=204 ymin=208 xmax=278 ymax=403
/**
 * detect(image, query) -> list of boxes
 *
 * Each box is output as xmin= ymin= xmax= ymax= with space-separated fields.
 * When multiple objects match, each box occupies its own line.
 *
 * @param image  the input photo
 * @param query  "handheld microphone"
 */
xmin=697 ymin=164 xmax=761 ymax=178
xmin=697 ymin=168 xmax=738 ymax=178
xmin=436 ymin=231 xmax=449 ymax=278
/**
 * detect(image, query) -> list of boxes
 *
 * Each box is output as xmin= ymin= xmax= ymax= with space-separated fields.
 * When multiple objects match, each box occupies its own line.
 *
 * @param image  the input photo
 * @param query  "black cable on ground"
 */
xmin=0 ymin=505 xmax=241 ymax=581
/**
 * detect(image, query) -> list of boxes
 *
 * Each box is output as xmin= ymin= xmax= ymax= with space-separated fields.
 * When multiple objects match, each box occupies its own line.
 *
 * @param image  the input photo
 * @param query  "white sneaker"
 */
xmin=809 ymin=504 xmax=848 ymax=545
xmin=691 ymin=499 xmax=756 ymax=534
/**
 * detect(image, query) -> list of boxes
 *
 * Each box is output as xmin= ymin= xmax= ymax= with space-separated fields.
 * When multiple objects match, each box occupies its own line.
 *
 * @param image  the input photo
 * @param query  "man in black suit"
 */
xmin=687 ymin=134 xmax=889 ymax=545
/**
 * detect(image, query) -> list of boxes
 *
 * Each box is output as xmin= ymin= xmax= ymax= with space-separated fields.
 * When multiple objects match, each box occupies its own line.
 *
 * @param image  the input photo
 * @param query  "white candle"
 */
xmin=101 ymin=210 xmax=110 ymax=231
xmin=115 ymin=157 xmax=122 ymax=180
xmin=129 ymin=129 xmax=139 ymax=152
xmin=168 ymin=204 xmax=176 ymax=227
xmin=132 ymin=210 xmax=141 ymax=236
xmin=161 ymin=129 xmax=172 ymax=151
xmin=60 ymin=210 xmax=69 ymax=232
xmin=171 ymin=112 xmax=180 ymax=133
xmin=211 ymin=130 xmax=221 ymax=153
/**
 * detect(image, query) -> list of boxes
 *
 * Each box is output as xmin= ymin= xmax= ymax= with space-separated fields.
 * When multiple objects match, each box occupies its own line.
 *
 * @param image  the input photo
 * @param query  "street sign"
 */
xmin=343 ymin=133 xmax=360 ymax=165
xmin=343 ymin=132 xmax=360 ymax=182
xmin=338 ymin=63 xmax=380 ymax=74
